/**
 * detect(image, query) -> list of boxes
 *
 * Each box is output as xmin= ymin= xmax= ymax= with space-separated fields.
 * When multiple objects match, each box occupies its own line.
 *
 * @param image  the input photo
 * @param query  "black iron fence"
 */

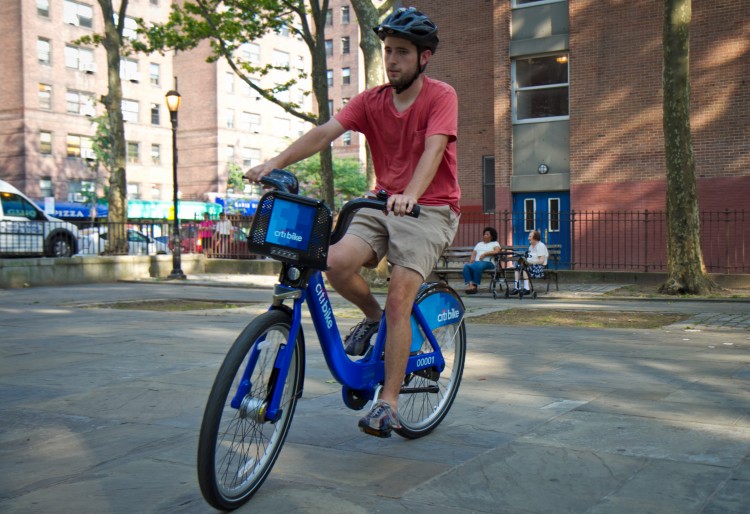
xmin=454 ymin=209 xmax=749 ymax=274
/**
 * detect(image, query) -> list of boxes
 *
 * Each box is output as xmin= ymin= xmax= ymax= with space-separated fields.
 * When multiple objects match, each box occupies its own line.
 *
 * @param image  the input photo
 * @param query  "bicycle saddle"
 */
xmin=260 ymin=169 xmax=299 ymax=195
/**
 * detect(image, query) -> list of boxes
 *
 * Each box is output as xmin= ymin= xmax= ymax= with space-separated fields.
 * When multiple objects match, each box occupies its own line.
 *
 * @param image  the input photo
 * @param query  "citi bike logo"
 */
xmin=437 ymin=308 xmax=460 ymax=323
xmin=274 ymin=229 xmax=303 ymax=242
xmin=315 ymin=283 xmax=334 ymax=329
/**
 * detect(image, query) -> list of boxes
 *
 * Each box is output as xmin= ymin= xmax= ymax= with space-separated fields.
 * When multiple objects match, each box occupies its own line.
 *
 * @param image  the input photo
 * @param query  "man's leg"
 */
xmin=325 ymin=234 xmax=382 ymax=320
xmin=379 ymin=265 xmax=424 ymax=413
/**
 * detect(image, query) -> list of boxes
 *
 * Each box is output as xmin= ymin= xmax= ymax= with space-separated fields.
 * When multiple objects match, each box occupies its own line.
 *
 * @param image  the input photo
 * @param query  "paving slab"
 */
xmin=1 ymin=280 xmax=749 ymax=513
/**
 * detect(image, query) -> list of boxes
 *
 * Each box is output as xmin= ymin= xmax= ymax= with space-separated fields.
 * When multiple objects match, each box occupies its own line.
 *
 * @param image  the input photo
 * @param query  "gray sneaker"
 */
xmin=344 ymin=318 xmax=379 ymax=356
xmin=358 ymin=400 xmax=401 ymax=438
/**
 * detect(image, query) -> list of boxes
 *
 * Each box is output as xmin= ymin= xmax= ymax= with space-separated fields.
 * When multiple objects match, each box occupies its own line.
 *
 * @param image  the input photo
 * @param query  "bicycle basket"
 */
xmin=248 ymin=190 xmax=332 ymax=269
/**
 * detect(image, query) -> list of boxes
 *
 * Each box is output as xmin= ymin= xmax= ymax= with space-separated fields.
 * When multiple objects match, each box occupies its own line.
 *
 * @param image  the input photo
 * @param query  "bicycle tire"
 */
xmin=197 ymin=310 xmax=303 ymax=510
xmin=395 ymin=283 xmax=466 ymax=439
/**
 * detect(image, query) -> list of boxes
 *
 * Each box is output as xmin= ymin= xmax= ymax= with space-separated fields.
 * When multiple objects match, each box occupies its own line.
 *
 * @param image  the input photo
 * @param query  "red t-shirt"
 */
xmin=334 ymin=76 xmax=460 ymax=214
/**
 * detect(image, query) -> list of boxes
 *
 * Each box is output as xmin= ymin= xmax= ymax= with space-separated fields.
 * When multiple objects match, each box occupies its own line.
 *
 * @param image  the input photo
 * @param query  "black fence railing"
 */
xmin=453 ymin=209 xmax=749 ymax=274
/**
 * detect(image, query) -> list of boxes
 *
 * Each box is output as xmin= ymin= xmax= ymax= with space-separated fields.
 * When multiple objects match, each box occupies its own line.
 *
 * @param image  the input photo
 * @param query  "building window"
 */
xmin=342 ymin=67 xmax=351 ymax=85
xmin=66 ymin=90 xmax=95 ymax=116
xmin=113 ymin=14 xmax=138 ymax=39
xmin=40 ymin=131 xmax=52 ymax=154
xmin=482 ymin=156 xmax=495 ymax=212
xmin=40 ymin=177 xmax=53 ymax=197
xmin=127 ymin=141 xmax=140 ymax=163
xmin=325 ymin=39 xmax=333 ymax=57
xmin=341 ymin=36 xmax=350 ymax=54
xmin=121 ymin=99 xmax=139 ymax=123
xmin=241 ymin=43 xmax=260 ymax=64
xmin=151 ymin=144 xmax=161 ymax=165
xmin=327 ymin=100 xmax=333 ymax=114
xmin=37 ymin=0 xmax=50 ymax=17
xmin=120 ymin=58 xmax=140 ymax=82
xmin=65 ymin=45 xmax=95 ymax=71
xmin=127 ymin=183 xmax=140 ymax=199
xmin=63 ymin=0 xmax=93 ymax=29
xmin=513 ymin=0 xmax=564 ymax=6
xmin=37 ymin=38 xmax=51 ymax=65
xmin=66 ymin=134 xmax=93 ymax=158
xmin=273 ymin=117 xmax=290 ymax=134
xmin=343 ymin=131 xmax=351 ymax=146
xmin=548 ymin=198 xmax=561 ymax=232
xmin=524 ymin=198 xmax=536 ymax=232
xmin=240 ymin=112 xmax=260 ymax=133
xmin=341 ymin=6 xmax=350 ymax=24
xmin=150 ymin=103 xmax=160 ymax=125
xmin=272 ymin=49 xmax=290 ymax=68
xmin=242 ymin=147 xmax=261 ymax=168
xmin=512 ymin=54 xmax=569 ymax=122
xmin=149 ymin=63 xmax=160 ymax=86
xmin=325 ymin=8 xmax=333 ymax=26
xmin=38 ymin=84 xmax=52 ymax=110
xmin=326 ymin=69 xmax=333 ymax=87
xmin=277 ymin=24 xmax=290 ymax=37
xmin=68 ymin=180 xmax=94 ymax=202
xmin=225 ymin=72 xmax=234 ymax=93
xmin=226 ymin=108 xmax=235 ymax=129
xmin=226 ymin=145 xmax=235 ymax=161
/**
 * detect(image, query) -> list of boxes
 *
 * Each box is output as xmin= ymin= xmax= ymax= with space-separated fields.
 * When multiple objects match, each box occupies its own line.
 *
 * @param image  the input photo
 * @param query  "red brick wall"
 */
xmin=569 ymin=0 xmax=750 ymax=210
xmin=414 ymin=0 xmax=750 ymax=215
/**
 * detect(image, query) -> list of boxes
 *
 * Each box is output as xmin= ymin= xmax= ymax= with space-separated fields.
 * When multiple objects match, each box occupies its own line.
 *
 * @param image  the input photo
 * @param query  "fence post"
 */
xmin=724 ymin=208 xmax=731 ymax=274
xmin=570 ymin=209 xmax=576 ymax=271
xmin=643 ymin=209 xmax=649 ymax=272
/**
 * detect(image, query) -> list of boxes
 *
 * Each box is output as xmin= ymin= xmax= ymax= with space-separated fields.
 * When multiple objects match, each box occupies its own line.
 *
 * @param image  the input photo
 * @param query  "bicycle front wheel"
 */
xmin=197 ymin=310 xmax=303 ymax=510
xmin=396 ymin=283 xmax=466 ymax=439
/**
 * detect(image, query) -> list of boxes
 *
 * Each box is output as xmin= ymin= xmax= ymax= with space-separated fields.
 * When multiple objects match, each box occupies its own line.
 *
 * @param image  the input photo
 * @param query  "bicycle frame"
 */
xmin=253 ymin=271 xmax=450 ymax=422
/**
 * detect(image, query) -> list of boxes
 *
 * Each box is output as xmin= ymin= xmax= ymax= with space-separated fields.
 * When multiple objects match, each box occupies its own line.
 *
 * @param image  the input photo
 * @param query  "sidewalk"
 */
xmin=1 ymin=280 xmax=749 ymax=513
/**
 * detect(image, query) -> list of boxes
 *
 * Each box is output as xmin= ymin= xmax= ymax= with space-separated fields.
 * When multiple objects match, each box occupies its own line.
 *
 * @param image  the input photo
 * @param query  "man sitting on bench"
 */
xmin=511 ymin=229 xmax=548 ymax=295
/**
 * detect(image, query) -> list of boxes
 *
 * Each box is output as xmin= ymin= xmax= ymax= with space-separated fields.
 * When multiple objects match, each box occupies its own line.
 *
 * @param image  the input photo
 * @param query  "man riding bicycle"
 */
xmin=246 ymin=7 xmax=460 ymax=437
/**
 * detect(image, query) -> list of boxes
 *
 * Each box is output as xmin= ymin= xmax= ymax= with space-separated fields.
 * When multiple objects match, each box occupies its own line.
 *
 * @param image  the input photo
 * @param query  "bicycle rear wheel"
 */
xmin=197 ymin=310 xmax=303 ymax=510
xmin=396 ymin=283 xmax=466 ymax=439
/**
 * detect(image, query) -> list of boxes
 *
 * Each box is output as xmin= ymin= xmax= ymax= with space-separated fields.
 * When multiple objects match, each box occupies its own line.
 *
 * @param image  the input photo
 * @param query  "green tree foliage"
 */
xmin=226 ymin=163 xmax=246 ymax=193
xmin=288 ymin=156 xmax=365 ymax=210
xmin=134 ymin=0 xmax=336 ymax=206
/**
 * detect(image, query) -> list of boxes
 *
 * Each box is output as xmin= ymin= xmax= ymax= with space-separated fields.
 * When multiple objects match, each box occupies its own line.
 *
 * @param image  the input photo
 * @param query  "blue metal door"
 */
xmin=512 ymin=192 xmax=570 ymax=269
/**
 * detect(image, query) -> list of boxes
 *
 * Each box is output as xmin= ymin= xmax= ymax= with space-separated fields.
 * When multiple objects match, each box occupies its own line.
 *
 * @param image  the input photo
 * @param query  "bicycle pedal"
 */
xmin=359 ymin=425 xmax=392 ymax=438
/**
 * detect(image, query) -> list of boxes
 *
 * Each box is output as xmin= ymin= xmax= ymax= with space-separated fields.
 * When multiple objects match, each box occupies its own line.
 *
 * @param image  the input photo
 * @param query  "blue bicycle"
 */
xmin=197 ymin=170 xmax=467 ymax=510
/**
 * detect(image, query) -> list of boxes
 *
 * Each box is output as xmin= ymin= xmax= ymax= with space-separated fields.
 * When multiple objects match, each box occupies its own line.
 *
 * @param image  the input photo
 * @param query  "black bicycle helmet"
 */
xmin=373 ymin=7 xmax=439 ymax=54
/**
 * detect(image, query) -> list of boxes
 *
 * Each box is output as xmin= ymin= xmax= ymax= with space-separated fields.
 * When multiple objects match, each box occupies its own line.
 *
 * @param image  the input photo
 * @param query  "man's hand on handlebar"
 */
xmin=245 ymin=161 xmax=278 ymax=184
xmin=386 ymin=193 xmax=418 ymax=217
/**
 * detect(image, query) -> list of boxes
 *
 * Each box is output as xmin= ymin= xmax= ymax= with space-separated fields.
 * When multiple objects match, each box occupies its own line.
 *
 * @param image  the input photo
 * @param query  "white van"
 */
xmin=0 ymin=179 xmax=79 ymax=257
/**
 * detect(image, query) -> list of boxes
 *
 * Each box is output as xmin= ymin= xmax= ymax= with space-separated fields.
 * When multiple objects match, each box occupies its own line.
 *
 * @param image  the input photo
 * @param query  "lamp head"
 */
xmin=165 ymin=90 xmax=181 ymax=113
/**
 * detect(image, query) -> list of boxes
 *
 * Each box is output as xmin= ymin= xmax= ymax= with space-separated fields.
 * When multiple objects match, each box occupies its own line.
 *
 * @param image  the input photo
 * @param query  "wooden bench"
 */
xmin=432 ymin=246 xmax=507 ymax=293
xmin=433 ymin=244 xmax=561 ymax=294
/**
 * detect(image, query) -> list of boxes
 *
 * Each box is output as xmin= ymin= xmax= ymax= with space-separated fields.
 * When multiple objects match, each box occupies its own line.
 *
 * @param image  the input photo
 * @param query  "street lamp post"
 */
xmin=165 ymin=89 xmax=186 ymax=280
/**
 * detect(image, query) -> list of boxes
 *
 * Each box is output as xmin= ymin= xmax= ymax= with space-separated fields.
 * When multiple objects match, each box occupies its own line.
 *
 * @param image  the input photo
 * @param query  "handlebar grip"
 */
xmin=259 ymin=169 xmax=299 ymax=195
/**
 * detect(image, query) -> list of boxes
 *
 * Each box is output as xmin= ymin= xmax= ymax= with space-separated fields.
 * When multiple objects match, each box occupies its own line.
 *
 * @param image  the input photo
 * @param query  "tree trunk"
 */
xmin=99 ymin=0 xmax=128 ymax=254
xmin=661 ymin=0 xmax=715 ymax=294
xmin=307 ymin=1 xmax=335 ymax=208
xmin=350 ymin=0 xmax=394 ymax=190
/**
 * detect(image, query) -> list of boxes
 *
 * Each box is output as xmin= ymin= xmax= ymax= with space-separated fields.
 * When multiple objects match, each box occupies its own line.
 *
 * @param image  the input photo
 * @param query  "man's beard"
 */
xmin=389 ymin=66 xmax=420 ymax=94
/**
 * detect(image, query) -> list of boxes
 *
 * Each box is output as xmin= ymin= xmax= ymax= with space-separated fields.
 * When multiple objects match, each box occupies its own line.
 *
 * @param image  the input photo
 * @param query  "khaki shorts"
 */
xmin=346 ymin=204 xmax=460 ymax=280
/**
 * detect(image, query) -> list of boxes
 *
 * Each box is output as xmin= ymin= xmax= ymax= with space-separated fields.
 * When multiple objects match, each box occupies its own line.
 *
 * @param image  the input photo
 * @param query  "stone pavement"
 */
xmin=1 ymin=278 xmax=749 ymax=513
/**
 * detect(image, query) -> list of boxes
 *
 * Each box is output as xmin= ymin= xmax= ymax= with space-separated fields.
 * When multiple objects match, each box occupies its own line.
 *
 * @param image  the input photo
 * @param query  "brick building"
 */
xmin=412 ymin=0 xmax=749 ymax=269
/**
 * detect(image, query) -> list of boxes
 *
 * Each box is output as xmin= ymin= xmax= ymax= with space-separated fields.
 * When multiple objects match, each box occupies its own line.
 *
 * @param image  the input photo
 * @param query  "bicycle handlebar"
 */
xmin=259 ymin=169 xmax=420 ymax=246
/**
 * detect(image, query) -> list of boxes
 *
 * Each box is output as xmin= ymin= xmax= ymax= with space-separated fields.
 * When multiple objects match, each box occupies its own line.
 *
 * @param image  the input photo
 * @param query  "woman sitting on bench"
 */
xmin=511 ymin=230 xmax=549 ymax=295
xmin=463 ymin=226 xmax=501 ymax=294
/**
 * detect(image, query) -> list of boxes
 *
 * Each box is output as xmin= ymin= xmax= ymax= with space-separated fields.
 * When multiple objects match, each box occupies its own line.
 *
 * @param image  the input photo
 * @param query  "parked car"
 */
xmin=78 ymin=227 xmax=170 ymax=256
xmin=0 ymin=179 xmax=79 ymax=257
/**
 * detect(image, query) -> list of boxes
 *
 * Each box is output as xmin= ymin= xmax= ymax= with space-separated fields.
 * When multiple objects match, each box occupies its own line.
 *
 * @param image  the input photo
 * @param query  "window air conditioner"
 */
xmin=80 ymin=62 xmax=97 ymax=74
xmin=81 ymin=148 xmax=96 ymax=160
